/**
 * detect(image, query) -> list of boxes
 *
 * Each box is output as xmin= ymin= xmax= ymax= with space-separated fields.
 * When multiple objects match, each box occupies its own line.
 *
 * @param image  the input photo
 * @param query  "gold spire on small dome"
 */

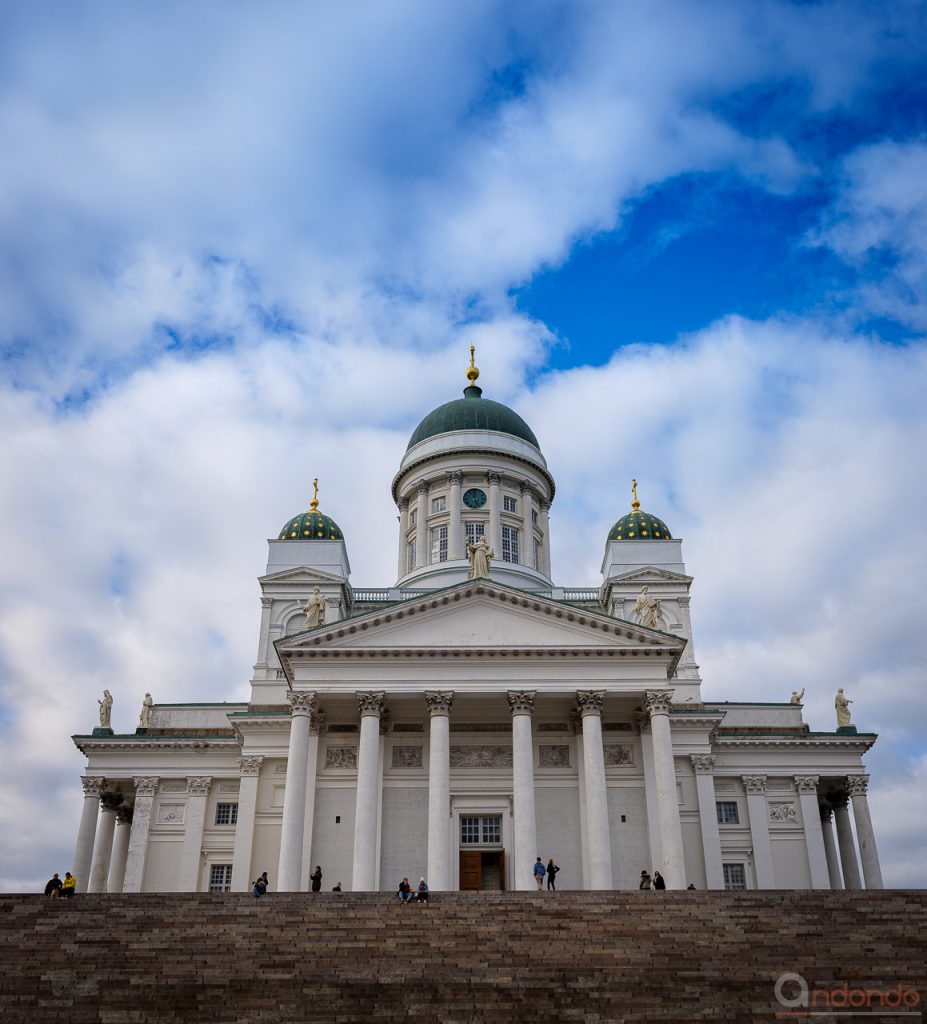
xmin=631 ymin=478 xmax=640 ymax=511
xmin=466 ymin=344 xmax=480 ymax=387
xmin=310 ymin=477 xmax=320 ymax=511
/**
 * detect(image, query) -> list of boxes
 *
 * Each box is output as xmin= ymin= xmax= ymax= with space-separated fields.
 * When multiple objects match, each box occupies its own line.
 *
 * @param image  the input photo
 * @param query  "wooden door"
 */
xmin=459 ymin=851 xmax=482 ymax=891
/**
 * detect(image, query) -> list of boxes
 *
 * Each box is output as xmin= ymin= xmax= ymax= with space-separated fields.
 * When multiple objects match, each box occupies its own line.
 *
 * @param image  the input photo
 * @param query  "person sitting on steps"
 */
xmin=415 ymin=878 xmax=429 ymax=903
xmin=397 ymin=877 xmax=413 ymax=902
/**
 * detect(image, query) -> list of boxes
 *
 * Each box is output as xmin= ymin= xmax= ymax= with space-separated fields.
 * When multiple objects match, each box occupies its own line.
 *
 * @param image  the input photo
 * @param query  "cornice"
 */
xmin=72 ymin=734 xmax=240 ymax=754
xmin=714 ymin=733 xmax=877 ymax=751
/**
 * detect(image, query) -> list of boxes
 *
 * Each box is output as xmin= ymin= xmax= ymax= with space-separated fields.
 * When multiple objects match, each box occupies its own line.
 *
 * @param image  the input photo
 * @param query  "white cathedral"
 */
xmin=72 ymin=352 xmax=884 ymax=895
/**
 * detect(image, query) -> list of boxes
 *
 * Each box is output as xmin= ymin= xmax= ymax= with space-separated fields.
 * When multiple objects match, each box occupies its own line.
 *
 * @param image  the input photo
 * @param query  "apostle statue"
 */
xmin=98 ymin=689 xmax=113 ymax=729
xmin=302 ymin=587 xmax=326 ymax=629
xmin=139 ymin=692 xmax=153 ymax=728
xmin=835 ymin=688 xmax=853 ymax=728
xmin=467 ymin=536 xmax=494 ymax=579
xmin=634 ymin=586 xmax=662 ymax=630
xmin=789 ymin=688 xmax=805 ymax=704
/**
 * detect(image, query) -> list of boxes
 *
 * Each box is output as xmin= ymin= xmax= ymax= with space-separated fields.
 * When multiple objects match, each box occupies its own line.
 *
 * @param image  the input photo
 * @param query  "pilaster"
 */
xmin=179 ymin=776 xmax=212 ymax=891
xmin=123 ymin=777 xmax=158 ymax=893
xmin=691 ymin=755 xmax=724 ymax=890
xmin=794 ymin=775 xmax=830 ymax=889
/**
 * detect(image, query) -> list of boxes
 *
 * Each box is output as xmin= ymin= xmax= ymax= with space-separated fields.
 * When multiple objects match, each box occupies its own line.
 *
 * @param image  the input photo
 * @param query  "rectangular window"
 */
xmin=723 ymin=863 xmax=747 ymax=890
xmin=532 ymin=508 xmax=539 ymax=526
xmin=460 ymin=815 xmax=502 ymax=846
xmin=464 ymin=521 xmax=485 ymax=547
xmin=716 ymin=801 xmax=739 ymax=825
xmin=407 ymin=539 xmax=416 ymax=573
xmin=215 ymin=802 xmax=238 ymax=826
xmin=534 ymin=540 xmax=541 ymax=571
xmin=409 ymin=508 xmax=417 ymax=526
xmin=430 ymin=525 xmax=448 ymax=563
xmin=503 ymin=495 xmax=517 ymax=513
xmin=460 ymin=817 xmax=481 ymax=844
xmin=209 ymin=864 xmax=233 ymax=893
xmin=501 ymin=525 xmax=519 ymax=563
xmin=431 ymin=496 xmax=446 ymax=514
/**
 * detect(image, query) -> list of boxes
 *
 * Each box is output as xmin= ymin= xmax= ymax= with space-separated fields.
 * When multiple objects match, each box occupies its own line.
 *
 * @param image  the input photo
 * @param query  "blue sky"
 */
xmin=1 ymin=0 xmax=926 ymax=890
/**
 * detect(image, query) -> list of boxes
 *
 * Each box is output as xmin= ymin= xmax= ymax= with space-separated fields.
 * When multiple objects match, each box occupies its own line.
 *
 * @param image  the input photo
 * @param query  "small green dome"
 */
xmin=607 ymin=481 xmax=672 ymax=541
xmin=278 ymin=480 xmax=344 ymax=541
xmin=278 ymin=510 xmax=344 ymax=541
xmin=407 ymin=385 xmax=540 ymax=450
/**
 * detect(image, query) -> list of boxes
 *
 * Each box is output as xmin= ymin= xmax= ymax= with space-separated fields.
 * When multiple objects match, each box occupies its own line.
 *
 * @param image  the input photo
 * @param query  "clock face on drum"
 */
xmin=463 ymin=488 xmax=487 ymax=509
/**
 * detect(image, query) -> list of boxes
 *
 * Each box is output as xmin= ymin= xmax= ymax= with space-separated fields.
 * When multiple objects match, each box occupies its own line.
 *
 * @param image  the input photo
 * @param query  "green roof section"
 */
xmin=278 ymin=479 xmax=345 ymax=541
xmin=407 ymin=384 xmax=540 ymax=451
xmin=607 ymin=509 xmax=672 ymax=542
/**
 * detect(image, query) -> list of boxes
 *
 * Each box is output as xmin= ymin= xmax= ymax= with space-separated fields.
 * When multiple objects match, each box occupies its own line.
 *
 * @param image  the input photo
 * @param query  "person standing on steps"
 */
xmin=652 ymin=870 xmax=666 ymax=890
xmin=260 ymin=871 xmax=269 ymax=893
xmin=639 ymin=870 xmax=652 ymax=890
xmin=546 ymin=859 xmax=559 ymax=891
xmin=310 ymin=865 xmax=323 ymax=892
xmin=533 ymin=857 xmax=546 ymax=890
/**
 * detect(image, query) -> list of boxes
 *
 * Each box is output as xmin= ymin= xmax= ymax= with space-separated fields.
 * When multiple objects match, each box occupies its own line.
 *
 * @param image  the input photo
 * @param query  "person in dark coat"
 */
xmin=44 ymin=874 xmax=63 ymax=899
xmin=652 ymin=870 xmax=666 ymax=890
xmin=310 ymin=866 xmax=323 ymax=892
xmin=639 ymin=870 xmax=652 ymax=890
xmin=546 ymin=859 xmax=559 ymax=891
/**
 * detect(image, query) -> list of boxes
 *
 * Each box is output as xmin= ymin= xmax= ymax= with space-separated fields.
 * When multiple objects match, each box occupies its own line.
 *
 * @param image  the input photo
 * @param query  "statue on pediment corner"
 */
xmin=302 ymin=587 xmax=326 ymax=629
xmin=635 ymin=585 xmax=662 ymax=630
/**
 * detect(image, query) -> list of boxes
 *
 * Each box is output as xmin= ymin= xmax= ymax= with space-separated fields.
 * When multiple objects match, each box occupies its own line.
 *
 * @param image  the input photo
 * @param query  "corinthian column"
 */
xmin=794 ymin=775 xmax=830 ymax=889
xmin=508 ymin=690 xmax=538 ymax=891
xmin=832 ymin=793 xmax=862 ymax=890
xmin=519 ymin=481 xmax=535 ymax=567
xmin=179 ymin=777 xmax=212 ymax=891
xmin=415 ymin=482 xmax=429 ymax=568
xmin=820 ymin=807 xmax=843 ymax=889
xmin=847 ymin=775 xmax=883 ymax=889
xmin=539 ymin=501 xmax=552 ymax=577
xmin=447 ymin=472 xmax=463 ymax=559
xmin=488 ymin=471 xmax=503 ymax=560
xmin=397 ymin=499 xmax=410 ymax=578
xmin=352 ymin=691 xmax=386 ymax=890
xmin=123 ymin=777 xmax=158 ymax=893
xmin=107 ymin=806 xmax=133 ymax=893
xmin=231 ymin=756 xmax=264 ymax=892
xmin=743 ymin=775 xmax=775 ymax=888
xmin=277 ymin=692 xmax=316 ymax=891
xmin=691 ymin=755 xmax=724 ymax=890
xmin=73 ymin=777 xmax=105 ymax=893
xmin=644 ymin=691 xmax=686 ymax=889
xmin=88 ymin=792 xmax=123 ymax=892
xmin=576 ymin=691 xmax=612 ymax=889
xmin=426 ymin=691 xmax=454 ymax=889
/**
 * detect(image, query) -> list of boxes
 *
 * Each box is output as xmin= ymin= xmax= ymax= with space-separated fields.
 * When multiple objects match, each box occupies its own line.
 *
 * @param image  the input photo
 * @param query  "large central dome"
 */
xmin=407 ymin=384 xmax=540 ymax=450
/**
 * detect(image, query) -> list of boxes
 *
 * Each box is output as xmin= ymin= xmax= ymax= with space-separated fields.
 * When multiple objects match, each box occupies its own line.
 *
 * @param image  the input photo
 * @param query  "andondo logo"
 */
xmin=774 ymin=972 xmax=922 ymax=1017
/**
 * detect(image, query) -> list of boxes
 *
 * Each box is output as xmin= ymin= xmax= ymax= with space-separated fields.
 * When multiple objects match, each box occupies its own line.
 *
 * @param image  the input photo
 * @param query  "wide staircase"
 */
xmin=1 ymin=891 xmax=925 ymax=1023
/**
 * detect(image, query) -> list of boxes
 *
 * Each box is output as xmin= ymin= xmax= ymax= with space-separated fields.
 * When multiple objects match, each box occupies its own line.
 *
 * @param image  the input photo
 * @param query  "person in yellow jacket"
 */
xmin=60 ymin=872 xmax=76 ymax=898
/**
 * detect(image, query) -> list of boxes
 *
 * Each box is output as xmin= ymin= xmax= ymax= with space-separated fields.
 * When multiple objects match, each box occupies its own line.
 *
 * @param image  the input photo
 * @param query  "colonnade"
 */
xmin=819 ymin=776 xmax=883 ymax=890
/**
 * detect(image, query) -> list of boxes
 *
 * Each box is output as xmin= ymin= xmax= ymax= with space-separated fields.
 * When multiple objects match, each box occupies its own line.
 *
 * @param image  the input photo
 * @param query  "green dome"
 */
xmin=607 ymin=510 xmax=672 ymax=541
xmin=278 ymin=482 xmax=344 ymax=541
xmin=407 ymin=385 xmax=540 ymax=450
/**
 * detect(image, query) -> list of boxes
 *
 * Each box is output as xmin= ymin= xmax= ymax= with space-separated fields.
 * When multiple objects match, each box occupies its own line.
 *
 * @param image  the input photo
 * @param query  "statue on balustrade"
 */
xmin=98 ymin=689 xmax=113 ymax=729
xmin=789 ymin=689 xmax=805 ymax=704
xmin=835 ymin=688 xmax=853 ymax=728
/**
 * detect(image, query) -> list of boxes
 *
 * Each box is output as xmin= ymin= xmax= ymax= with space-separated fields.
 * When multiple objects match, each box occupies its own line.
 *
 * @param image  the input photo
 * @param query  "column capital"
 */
xmin=644 ymin=690 xmax=674 ymax=718
xmin=309 ymin=709 xmax=327 ymax=736
xmin=519 ymin=479 xmax=534 ymax=496
xmin=133 ymin=776 xmax=159 ymax=797
xmin=742 ymin=774 xmax=768 ymax=795
xmin=794 ymin=775 xmax=820 ymax=794
xmin=576 ymin=691 xmax=605 ymax=717
xmin=100 ymin=791 xmax=124 ymax=813
xmin=846 ymin=775 xmax=870 ymax=797
xmin=357 ymin=691 xmax=386 ymax=718
xmin=678 ymin=596 xmax=691 ymax=607
xmin=415 ymin=479 xmax=430 ymax=495
xmin=81 ymin=776 xmax=106 ymax=798
xmin=690 ymin=754 xmax=716 ymax=775
xmin=539 ymin=500 xmax=551 ymax=513
xmin=507 ymin=690 xmax=536 ymax=716
xmin=238 ymin=755 xmax=264 ymax=777
xmin=446 ymin=470 xmax=463 ymax=486
xmin=260 ymin=596 xmax=273 ymax=609
xmin=398 ymin=497 xmax=410 ymax=511
xmin=487 ymin=470 xmax=502 ymax=486
xmin=425 ymin=691 xmax=454 ymax=717
xmin=287 ymin=690 xmax=317 ymax=717
xmin=117 ymin=805 xmax=134 ymax=825
xmin=186 ymin=776 xmax=212 ymax=797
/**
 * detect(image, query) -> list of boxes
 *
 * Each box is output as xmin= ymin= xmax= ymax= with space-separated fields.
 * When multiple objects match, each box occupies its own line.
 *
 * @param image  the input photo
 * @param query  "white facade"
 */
xmin=72 ymin=370 xmax=882 ymax=894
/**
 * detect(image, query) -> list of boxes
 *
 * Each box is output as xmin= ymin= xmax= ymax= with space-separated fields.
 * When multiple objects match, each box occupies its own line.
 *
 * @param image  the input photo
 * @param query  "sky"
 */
xmin=1 ymin=0 xmax=925 ymax=891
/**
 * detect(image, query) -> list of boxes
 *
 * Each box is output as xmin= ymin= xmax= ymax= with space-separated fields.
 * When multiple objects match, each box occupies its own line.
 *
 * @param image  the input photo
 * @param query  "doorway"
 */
xmin=459 ymin=850 xmax=506 ymax=891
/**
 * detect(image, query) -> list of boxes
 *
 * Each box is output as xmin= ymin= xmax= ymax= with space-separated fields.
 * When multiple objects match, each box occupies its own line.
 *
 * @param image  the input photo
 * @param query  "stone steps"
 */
xmin=1 ymin=892 xmax=925 ymax=1023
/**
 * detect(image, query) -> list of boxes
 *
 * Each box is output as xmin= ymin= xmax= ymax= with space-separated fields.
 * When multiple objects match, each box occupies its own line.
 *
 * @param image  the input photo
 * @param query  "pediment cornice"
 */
xmin=606 ymin=567 xmax=693 ymax=586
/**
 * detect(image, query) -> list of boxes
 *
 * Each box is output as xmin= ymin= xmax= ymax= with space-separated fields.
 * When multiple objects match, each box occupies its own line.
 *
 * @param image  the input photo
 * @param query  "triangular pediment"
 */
xmin=276 ymin=580 xmax=685 ymax=658
xmin=607 ymin=567 xmax=693 ymax=585
xmin=259 ymin=566 xmax=347 ymax=586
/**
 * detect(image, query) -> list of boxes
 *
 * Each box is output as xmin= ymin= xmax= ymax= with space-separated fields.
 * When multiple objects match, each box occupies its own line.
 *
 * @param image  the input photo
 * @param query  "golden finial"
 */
xmin=631 ymin=478 xmax=640 ymax=511
xmin=310 ymin=478 xmax=320 ymax=511
xmin=466 ymin=344 xmax=480 ymax=387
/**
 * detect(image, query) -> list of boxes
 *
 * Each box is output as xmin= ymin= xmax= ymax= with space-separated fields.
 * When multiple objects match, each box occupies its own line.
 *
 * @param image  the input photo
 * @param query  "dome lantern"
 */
xmin=607 ymin=479 xmax=672 ymax=541
xmin=278 ymin=478 xmax=345 ymax=541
